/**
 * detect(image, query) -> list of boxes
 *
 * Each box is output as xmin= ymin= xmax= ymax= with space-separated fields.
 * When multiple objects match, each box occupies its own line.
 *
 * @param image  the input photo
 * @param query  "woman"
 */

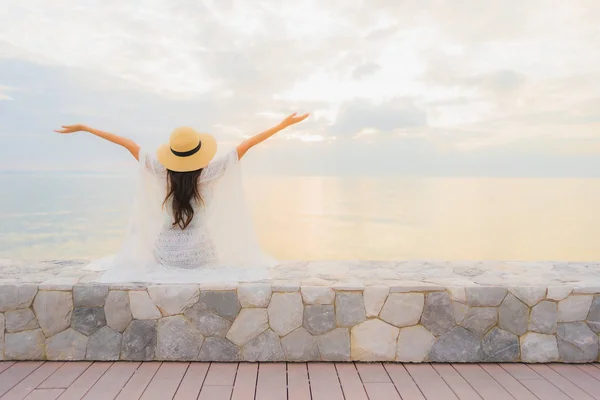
xmin=55 ymin=112 xmax=309 ymax=282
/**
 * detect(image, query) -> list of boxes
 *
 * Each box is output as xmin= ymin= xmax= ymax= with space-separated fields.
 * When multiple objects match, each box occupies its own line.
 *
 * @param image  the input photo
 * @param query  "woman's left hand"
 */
xmin=54 ymin=124 xmax=88 ymax=134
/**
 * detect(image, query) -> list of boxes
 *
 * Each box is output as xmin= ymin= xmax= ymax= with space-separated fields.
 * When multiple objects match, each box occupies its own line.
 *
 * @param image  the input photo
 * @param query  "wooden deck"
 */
xmin=0 ymin=362 xmax=600 ymax=400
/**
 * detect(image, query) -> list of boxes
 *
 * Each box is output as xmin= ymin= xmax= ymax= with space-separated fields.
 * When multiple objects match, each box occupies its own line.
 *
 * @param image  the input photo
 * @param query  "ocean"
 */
xmin=2 ymin=173 xmax=600 ymax=261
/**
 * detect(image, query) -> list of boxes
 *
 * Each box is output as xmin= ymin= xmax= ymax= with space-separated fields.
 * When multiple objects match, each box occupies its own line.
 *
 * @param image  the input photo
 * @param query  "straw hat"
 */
xmin=157 ymin=127 xmax=217 ymax=172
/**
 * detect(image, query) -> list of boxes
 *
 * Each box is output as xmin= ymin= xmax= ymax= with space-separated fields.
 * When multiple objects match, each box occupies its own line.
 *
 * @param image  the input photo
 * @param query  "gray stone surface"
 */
xmin=184 ymin=302 xmax=232 ymax=337
xmin=46 ymin=329 xmax=88 ymax=360
xmin=557 ymin=322 xmax=599 ymax=362
xmin=72 ymin=307 xmax=106 ymax=336
xmin=129 ymin=291 xmax=161 ymax=320
xmin=498 ymin=293 xmax=529 ymax=336
xmin=558 ymin=295 xmax=593 ymax=322
xmin=588 ymin=296 xmax=600 ymax=333
xmin=520 ymin=333 xmax=559 ymax=363
xmin=268 ymin=293 xmax=304 ymax=336
xmin=0 ymin=314 xmax=4 ymax=360
xmin=0 ymin=285 xmax=37 ymax=312
xmin=4 ymin=329 xmax=45 ymax=360
xmin=461 ymin=307 xmax=497 ymax=336
xmin=396 ymin=325 xmax=435 ymax=362
xmin=465 ymin=287 xmax=507 ymax=306
xmin=199 ymin=291 xmax=241 ymax=321
xmin=199 ymin=337 xmax=240 ymax=361
xmin=317 ymin=328 xmax=350 ymax=361
xmin=336 ymin=292 xmax=367 ymax=328
xmin=148 ymin=285 xmax=199 ymax=316
xmin=379 ymin=293 xmax=423 ymax=328
xmin=421 ymin=292 xmax=455 ymax=336
xmin=453 ymin=302 xmax=469 ymax=324
xmin=242 ymin=329 xmax=285 ymax=361
xmin=156 ymin=316 xmax=203 ymax=361
xmin=509 ymin=287 xmax=546 ymax=307
xmin=547 ymin=286 xmax=573 ymax=301
xmin=482 ymin=328 xmax=519 ymax=362
xmin=282 ymin=328 xmax=320 ymax=361
xmin=303 ymin=305 xmax=335 ymax=336
xmin=73 ymin=285 xmax=108 ymax=307
xmin=428 ymin=327 xmax=482 ymax=362
xmin=238 ymin=284 xmax=272 ymax=308
xmin=226 ymin=308 xmax=269 ymax=346
xmin=301 ymin=287 xmax=335 ymax=305
xmin=5 ymin=308 xmax=39 ymax=333
xmin=364 ymin=286 xmax=389 ymax=317
xmin=104 ymin=291 xmax=132 ymax=333
xmin=86 ymin=326 xmax=122 ymax=360
xmin=529 ymin=301 xmax=558 ymax=334
xmin=121 ymin=320 xmax=157 ymax=361
xmin=33 ymin=290 xmax=73 ymax=337
xmin=351 ymin=319 xmax=399 ymax=361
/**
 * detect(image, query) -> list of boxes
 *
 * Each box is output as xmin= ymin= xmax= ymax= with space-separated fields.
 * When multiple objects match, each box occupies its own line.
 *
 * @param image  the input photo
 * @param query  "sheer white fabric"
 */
xmin=85 ymin=146 xmax=276 ymax=283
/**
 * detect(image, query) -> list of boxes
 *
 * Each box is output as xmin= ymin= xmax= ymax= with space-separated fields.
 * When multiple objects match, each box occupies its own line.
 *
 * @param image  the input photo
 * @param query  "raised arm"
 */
xmin=236 ymin=112 xmax=309 ymax=160
xmin=54 ymin=124 xmax=140 ymax=160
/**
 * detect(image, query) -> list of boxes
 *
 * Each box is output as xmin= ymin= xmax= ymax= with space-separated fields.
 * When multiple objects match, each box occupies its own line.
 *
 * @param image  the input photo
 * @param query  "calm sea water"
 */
xmin=2 ymin=174 xmax=600 ymax=261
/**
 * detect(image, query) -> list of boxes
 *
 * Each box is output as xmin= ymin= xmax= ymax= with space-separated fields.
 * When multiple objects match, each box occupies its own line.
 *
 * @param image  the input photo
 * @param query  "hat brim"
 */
xmin=156 ymin=133 xmax=217 ymax=172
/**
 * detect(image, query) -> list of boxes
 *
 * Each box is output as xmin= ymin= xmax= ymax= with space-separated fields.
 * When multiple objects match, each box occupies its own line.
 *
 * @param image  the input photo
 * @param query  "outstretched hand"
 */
xmin=279 ymin=112 xmax=309 ymax=128
xmin=54 ymin=124 xmax=88 ymax=134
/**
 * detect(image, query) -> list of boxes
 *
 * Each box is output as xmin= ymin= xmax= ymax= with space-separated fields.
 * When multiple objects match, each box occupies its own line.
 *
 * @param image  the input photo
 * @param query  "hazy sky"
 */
xmin=1 ymin=0 xmax=600 ymax=176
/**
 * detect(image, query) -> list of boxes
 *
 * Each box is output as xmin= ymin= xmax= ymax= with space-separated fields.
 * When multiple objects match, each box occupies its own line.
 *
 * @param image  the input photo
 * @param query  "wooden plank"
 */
xmin=549 ymin=363 xmax=600 ymax=400
xmin=363 ymin=383 xmax=401 ymax=400
xmin=57 ymin=362 xmax=113 ymax=400
xmin=82 ymin=362 xmax=140 ymax=400
xmin=577 ymin=364 xmax=600 ymax=381
xmin=198 ymin=386 xmax=233 ymax=400
xmin=174 ymin=362 xmax=210 ymax=400
xmin=384 ymin=364 xmax=426 ymax=400
xmin=453 ymin=363 xmax=514 ymax=400
xmin=432 ymin=364 xmax=481 ymax=400
xmin=479 ymin=364 xmax=538 ymax=400
xmin=335 ymin=363 xmax=368 ymax=400
xmin=256 ymin=363 xmax=287 ymax=400
xmin=0 ymin=362 xmax=16 ymax=374
xmin=404 ymin=364 xmax=459 ymax=400
xmin=116 ymin=362 xmax=161 ymax=400
xmin=24 ymin=389 xmax=64 ymax=400
xmin=356 ymin=363 xmax=391 ymax=383
xmin=0 ymin=361 xmax=44 ymax=397
xmin=307 ymin=363 xmax=344 ymax=400
xmin=139 ymin=362 xmax=188 ymax=400
xmin=39 ymin=362 xmax=92 ymax=389
xmin=203 ymin=363 xmax=238 ymax=386
xmin=287 ymin=363 xmax=311 ymax=400
xmin=516 ymin=379 xmax=571 ymax=400
xmin=501 ymin=364 xmax=542 ymax=381
xmin=529 ymin=364 xmax=595 ymax=400
xmin=2 ymin=362 xmax=64 ymax=400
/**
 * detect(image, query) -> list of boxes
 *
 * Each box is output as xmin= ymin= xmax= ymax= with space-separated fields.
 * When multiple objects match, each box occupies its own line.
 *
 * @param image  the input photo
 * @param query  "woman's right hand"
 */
xmin=278 ymin=112 xmax=310 ymax=129
xmin=54 ymin=124 xmax=89 ymax=134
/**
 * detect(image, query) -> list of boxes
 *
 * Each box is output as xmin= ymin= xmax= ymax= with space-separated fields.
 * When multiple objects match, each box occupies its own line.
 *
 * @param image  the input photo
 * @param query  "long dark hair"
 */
xmin=164 ymin=169 xmax=203 ymax=229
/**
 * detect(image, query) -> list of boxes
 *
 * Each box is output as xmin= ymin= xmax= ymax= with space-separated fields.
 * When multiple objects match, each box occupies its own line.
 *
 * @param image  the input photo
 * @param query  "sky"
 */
xmin=1 ymin=0 xmax=600 ymax=176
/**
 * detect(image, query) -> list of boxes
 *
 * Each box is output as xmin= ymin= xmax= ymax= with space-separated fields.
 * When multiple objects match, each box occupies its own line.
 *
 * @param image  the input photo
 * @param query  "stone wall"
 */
xmin=1 ymin=282 xmax=599 ymax=362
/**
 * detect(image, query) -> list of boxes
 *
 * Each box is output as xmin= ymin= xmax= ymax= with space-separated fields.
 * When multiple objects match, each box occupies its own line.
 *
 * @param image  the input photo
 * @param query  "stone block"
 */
xmin=301 ymin=287 xmax=335 ymax=305
xmin=199 ymin=291 xmax=241 ymax=321
xmin=46 ymin=329 xmax=88 ymax=360
xmin=121 ymin=320 xmax=157 ymax=361
xmin=104 ymin=291 xmax=132 ymax=332
xmin=529 ymin=301 xmax=557 ymax=334
xmin=447 ymin=287 xmax=466 ymax=303
xmin=546 ymin=286 xmax=572 ymax=301
xmin=5 ymin=329 xmax=45 ymax=360
xmin=396 ymin=325 xmax=435 ymax=362
xmin=557 ymin=322 xmax=599 ymax=363
xmin=363 ymin=286 xmax=389 ymax=317
xmin=428 ymin=327 xmax=481 ymax=362
xmin=317 ymin=328 xmax=350 ymax=361
xmin=558 ymin=295 xmax=593 ymax=322
xmin=268 ymin=293 xmax=303 ymax=336
xmin=184 ymin=302 xmax=232 ymax=337
xmin=380 ymin=293 xmax=424 ymax=328
xmin=588 ymin=296 xmax=600 ymax=333
xmin=238 ymin=284 xmax=272 ymax=308
xmin=465 ymin=287 xmax=507 ymax=306
xmin=5 ymin=308 xmax=39 ymax=333
xmin=129 ymin=291 xmax=161 ymax=320
xmin=520 ymin=333 xmax=559 ymax=363
xmin=242 ymin=329 xmax=285 ymax=362
xmin=33 ymin=290 xmax=73 ymax=337
xmin=303 ymin=305 xmax=335 ymax=336
xmin=461 ymin=307 xmax=497 ymax=336
xmin=351 ymin=319 xmax=399 ymax=361
xmin=86 ymin=326 xmax=122 ymax=360
xmin=498 ymin=293 xmax=529 ymax=336
xmin=282 ymin=328 xmax=319 ymax=361
xmin=335 ymin=292 xmax=367 ymax=328
xmin=199 ymin=337 xmax=240 ymax=362
xmin=156 ymin=316 xmax=203 ymax=361
xmin=0 ymin=314 xmax=4 ymax=360
xmin=226 ymin=308 xmax=269 ymax=346
xmin=421 ymin=292 xmax=455 ymax=336
xmin=509 ymin=287 xmax=546 ymax=307
xmin=73 ymin=285 xmax=109 ymax=308
xmin=0 ymin=285 xmax=38 ymax=312
xmin=482 ymin=328 xmax=519 ymax=362
xmin=71 ymin=307 xmax=106 ymax=336
xmin=148 ymin=285 xmax=199 ymax=316
xmin=452 ymin=302 xmax=469 ymax=324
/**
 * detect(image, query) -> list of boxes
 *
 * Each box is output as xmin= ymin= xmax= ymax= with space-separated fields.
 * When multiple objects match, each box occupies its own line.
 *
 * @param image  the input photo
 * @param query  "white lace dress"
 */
xmin=141 ymin=149 xmax=238 ymax=269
